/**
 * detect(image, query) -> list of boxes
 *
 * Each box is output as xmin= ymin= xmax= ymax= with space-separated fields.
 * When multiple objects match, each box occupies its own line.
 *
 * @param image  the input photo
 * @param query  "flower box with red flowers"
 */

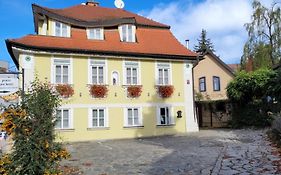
xmin=55 ymin=84 xmax=74 ymax=98
xmin=127 ymin=85 xmax=142 ymax=98
xmin=89 ymin=85 xmax=108 ymax=98
xmin=157 ymin=85 xmax=174 ymax=98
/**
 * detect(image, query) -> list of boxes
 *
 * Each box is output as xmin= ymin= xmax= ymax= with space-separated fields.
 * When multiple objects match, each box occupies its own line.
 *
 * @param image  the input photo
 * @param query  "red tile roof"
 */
xmin=7 ymin=28 xmax=197 ymax=59
xmin=32 ymin=4 xmax=169 ymax=29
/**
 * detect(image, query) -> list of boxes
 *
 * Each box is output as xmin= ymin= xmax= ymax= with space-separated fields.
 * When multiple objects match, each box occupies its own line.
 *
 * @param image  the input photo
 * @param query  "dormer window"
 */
xmin=54 ymin=21 xmax=70 ymax=37
xmin=119 ymin=24 xmax=136 ymax=42
xmin=87 ymin=28 xmax=104 ymax=40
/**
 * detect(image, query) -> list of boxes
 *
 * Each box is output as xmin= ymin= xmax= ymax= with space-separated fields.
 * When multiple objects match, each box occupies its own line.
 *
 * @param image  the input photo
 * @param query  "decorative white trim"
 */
xmin=12 ymin=47 xmax=189 ymax=63
xmin=60 ymin=102 xmax=184 ymax=109
xmin=111 ymin=70 xmax=120 ymax=86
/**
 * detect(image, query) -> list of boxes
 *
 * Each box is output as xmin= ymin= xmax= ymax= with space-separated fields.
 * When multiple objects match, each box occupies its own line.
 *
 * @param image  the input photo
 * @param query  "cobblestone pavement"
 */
xmin=61 ymin=129 xmax=281 ymax=175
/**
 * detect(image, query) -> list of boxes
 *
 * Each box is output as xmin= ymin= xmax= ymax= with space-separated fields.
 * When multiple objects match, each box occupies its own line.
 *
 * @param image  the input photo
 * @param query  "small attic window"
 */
xmin=119 ymin=24 xmax=136 ymax=42
xmin=87 ymin=28 xmax=104 ymax=40
xmin=54 ymin=21 xmax=70 ymax=37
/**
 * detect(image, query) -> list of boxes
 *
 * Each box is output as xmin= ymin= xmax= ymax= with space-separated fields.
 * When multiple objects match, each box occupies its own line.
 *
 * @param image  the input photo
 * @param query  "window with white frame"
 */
xmin=124 ymin=61 xmax=139 ymax=85
xmin=89 ymin=60 xmax=106 ymax=84
xmin=87 ymin=28 xmax=104 ymax=40
xmin=119 ymin=24 xmax=136 ymax=42
xmin=53 ymin=59 xmax=71 ymax=84
xmin=90 ymin=108 xmax=107 ymax=128
xmin=125 ymin=108 xmax=142 ymax=127
xmin=157 ymin=63 xmax=171 ymax=85
xmin=157 ymin=107 xmax=173 ymax=125
xmin=54 ymin=21 xmax=70 ymax=37
xmin=55 ymin=109 xmax=71 ymax=129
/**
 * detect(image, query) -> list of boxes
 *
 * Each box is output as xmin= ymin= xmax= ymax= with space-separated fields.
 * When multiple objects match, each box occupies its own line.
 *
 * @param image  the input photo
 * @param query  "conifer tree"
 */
xmin=194 ymin=29 xmax=215 ymax=53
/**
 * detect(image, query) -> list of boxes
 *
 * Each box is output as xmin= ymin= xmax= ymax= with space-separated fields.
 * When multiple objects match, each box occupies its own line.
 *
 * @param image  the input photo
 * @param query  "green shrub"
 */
xmin=0 ymin=80 xmax=70 ymax=175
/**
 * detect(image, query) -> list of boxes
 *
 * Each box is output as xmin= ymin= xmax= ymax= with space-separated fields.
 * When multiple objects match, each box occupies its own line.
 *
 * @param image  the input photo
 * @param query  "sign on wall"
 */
xmin=0 ymin=78 xmax=19 ymax=96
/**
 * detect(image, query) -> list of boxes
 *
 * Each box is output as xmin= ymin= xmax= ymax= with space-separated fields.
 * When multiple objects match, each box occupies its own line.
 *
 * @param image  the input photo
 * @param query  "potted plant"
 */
xmin=55 ymin=84 xmax=74 ymax=98
xmin=89 ymin=85 xmax=108 ymax=98
xmin=127 ymin=85 xmax=142 ymax=98
xmin=158 ymin=85 xmax=174 ymax=98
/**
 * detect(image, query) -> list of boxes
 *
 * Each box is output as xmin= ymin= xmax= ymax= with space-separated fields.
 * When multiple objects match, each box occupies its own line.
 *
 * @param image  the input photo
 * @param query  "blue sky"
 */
xmin=0 ymin=0 xmax=273 ymax=70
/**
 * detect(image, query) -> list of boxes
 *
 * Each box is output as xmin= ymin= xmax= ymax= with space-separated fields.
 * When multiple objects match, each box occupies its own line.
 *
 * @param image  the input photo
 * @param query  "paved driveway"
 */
xmin=62 ymin=129 xmax=281 ymax=175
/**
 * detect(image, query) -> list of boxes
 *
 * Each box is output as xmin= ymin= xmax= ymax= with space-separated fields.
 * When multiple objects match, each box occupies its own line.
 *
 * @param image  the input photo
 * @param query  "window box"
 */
xmin=89 ymin=85 xmax=108 ymax=98
xmin=55 ymin=84 xmax=74 ymax=98
xmin=127 ymin=85 xmax=142 ymax=98
xmin=157 ymin=85 xmax=174 ymax=98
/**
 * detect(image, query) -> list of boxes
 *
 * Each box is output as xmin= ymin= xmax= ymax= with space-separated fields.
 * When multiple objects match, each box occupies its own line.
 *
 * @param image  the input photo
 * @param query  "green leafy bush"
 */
xmin=0 ymin=80 xmax=70 ymax=175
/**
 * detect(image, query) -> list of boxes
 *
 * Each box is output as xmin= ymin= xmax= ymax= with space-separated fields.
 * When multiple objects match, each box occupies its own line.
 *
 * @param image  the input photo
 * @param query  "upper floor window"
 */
xmin=119 ymin=24 xmax=136 ymax=42
xmin=54 ymin=21 xmax=70 ymax=37
xmin=156 ymin=62 xmax=171 ymax=85
xmin=124 ymin=61 xmax=139 ymax=85
xmin=213 ymin=76 xmax=221 ymax=91
xmin=199 ymin=77 xmax=206 ymax=92
xmin=89 ymin=59 xmax=107 ymax=85
xmin=53 ymin=59 xmax=71 ymax=84
xmin=87 ymin=28 xmax=104 ymax=40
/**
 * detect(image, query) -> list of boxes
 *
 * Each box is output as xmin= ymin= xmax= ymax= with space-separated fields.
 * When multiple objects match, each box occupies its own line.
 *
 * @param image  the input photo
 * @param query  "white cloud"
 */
xmin=140 ymin=0 xmax=274 ymax=64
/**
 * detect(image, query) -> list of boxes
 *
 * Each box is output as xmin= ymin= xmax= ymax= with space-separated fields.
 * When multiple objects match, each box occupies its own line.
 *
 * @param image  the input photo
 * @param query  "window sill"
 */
xmin=123 ymin=126 xmax=144 ymax=129
xmin=157 ymin=124 xmax=175 ymax=128
xmin=87 ymin=127 xmax=110 ymax=131
xmin=55 ymin=128 xmax=75 ymax=132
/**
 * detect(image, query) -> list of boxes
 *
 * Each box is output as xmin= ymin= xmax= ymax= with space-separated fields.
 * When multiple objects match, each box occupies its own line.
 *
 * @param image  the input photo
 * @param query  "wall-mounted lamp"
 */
xmin=177 ymin=110 xmax=182 ymax=118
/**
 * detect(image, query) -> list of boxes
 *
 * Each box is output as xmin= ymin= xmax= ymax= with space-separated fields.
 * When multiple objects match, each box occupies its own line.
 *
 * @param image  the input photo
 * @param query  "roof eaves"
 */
xmin=7 ymin=41 xmax=197 ymax=61
xmin=5 ymin=40 xmax=19 ymax=68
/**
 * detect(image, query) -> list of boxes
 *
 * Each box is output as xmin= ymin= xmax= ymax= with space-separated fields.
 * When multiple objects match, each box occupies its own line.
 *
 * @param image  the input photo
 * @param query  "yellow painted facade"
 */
xmin=28 ymin=54 xmax=189 ymax=142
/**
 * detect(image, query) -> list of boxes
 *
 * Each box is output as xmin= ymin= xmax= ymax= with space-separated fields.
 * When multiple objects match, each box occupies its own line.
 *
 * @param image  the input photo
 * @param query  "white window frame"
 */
xmin=87 ymin=28 xmax=104 ymax=40
xmin=123 ymin=60 xmax=141 ymax=85
xmin=157 ymin=106 xmax=175 ymax=126
xmin=118 ymin=24 xmax=136 ymax=42
xmin=51 ymin=58 xmax=73 ymax=84
xmin=88 ymin=58 xmax=108 ymax=85
xmin=124 ymin=107 xmax=143 ymax=127
xmin=155 ymin=62 xmax=172 ymax=85
xmin=55 ymin=108 xmax=73 ymax=129
xmin=88 ymin=108 xmax=108 ymax=128
xmin=53 ymin=21 xmax=70 ymax=37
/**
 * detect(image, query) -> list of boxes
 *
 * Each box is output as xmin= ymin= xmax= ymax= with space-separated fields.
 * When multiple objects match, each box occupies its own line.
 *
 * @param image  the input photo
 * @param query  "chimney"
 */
xmin=86 ymin=0 xmax=99 ymax=6
xmin=185 ymin=39 xmax=190 ymax=49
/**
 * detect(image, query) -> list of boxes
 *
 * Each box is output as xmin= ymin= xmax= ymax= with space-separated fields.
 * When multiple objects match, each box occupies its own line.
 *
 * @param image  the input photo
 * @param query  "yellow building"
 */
xmin=6 ymin=1 xmax=199 ymax=142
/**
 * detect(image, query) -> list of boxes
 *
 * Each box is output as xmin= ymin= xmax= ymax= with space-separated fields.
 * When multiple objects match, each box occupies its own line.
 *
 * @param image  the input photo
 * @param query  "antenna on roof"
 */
xmin=114 ymin=0 xmax=125 ymax=9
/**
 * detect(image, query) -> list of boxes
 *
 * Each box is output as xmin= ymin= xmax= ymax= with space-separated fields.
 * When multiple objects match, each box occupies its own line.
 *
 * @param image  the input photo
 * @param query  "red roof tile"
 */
xmin=8 ymin=28 xmax=197 ymax=58
xmin=33 ymin=4 xmax=169 ymax=28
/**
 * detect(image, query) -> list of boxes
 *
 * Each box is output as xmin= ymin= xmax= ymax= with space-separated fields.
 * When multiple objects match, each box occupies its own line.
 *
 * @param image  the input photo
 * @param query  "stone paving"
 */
xmin=60 ymin=129 xmax=281 ymax=174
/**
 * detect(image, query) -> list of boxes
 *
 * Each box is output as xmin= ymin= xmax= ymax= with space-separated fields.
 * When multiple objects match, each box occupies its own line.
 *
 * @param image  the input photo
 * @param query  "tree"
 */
xmin=242 ymin=0 xmax=281 ymax=69
xmin=194 ymin=29 xmax=215 ymax=53
xmin=0 ymin=80 xmax=70 ymax=175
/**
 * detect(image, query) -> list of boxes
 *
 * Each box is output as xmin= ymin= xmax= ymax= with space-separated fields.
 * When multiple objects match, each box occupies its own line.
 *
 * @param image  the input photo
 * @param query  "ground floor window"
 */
xmin=91 ymin=108 xmax=106 ymax=127
xmin=55 ymin=109 xmax=71 ymax=129
xmin=157 ymin=107 xmax=173 ymax=125
xmin=125 ymin=108 xmax=142 ymax=127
